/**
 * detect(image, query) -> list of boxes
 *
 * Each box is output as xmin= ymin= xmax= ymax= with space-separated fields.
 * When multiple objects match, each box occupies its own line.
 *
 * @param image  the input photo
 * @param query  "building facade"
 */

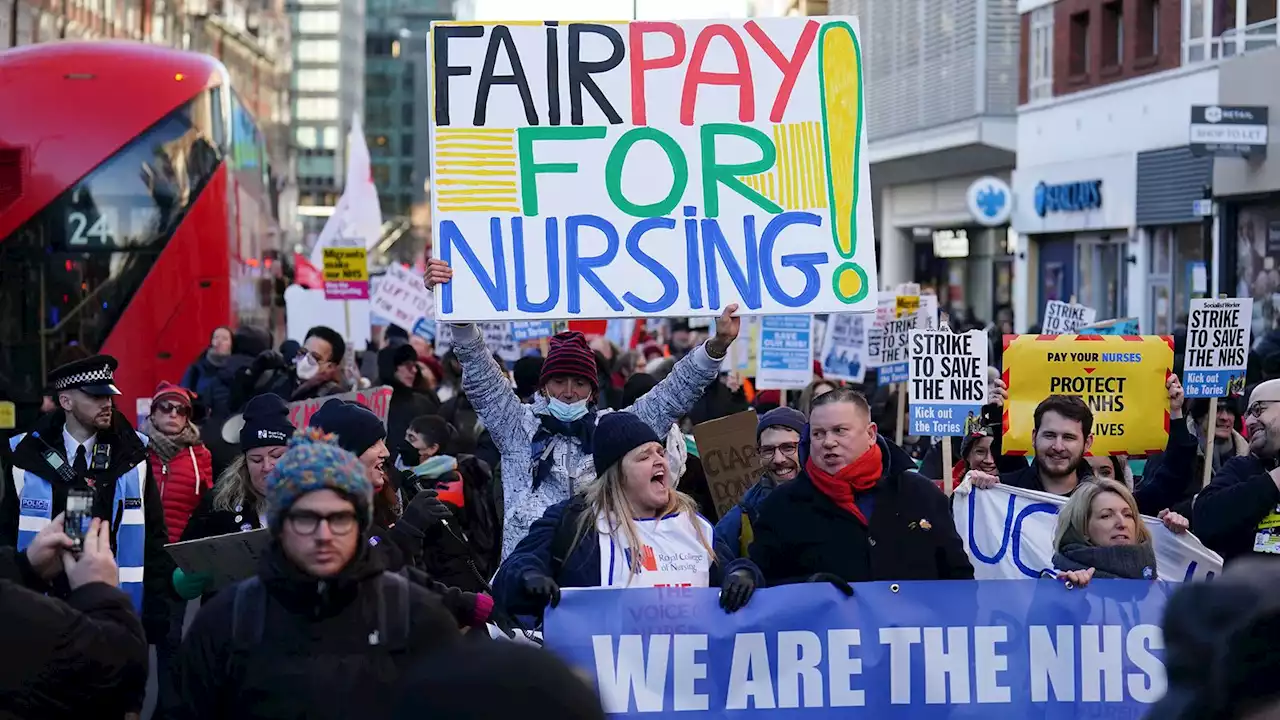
xmin=828 ymin=0 xmax=1021 ymax=329
xmin=289 ymin=0 xmax=365 ymax=241
xmin=1013 ymin=0 xmax=1279 ymax=335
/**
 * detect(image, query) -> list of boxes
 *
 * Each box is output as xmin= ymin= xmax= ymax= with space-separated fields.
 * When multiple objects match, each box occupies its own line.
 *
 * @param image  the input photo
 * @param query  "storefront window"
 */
xmin=1076 ymin=236 xmax=1128 ymax=319
xmin=1236 ymin=205 xmax=1280 ymax=340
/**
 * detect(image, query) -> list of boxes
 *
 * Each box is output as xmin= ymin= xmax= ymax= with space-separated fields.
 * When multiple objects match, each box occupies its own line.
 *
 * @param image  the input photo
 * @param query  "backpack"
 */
xmin=230 ymin=572 xmax=411 ymax=653
xmin=456 ymin=454 xmax=501 ymax=578
xmin=549 ymin=497 xmax=590 ymax=579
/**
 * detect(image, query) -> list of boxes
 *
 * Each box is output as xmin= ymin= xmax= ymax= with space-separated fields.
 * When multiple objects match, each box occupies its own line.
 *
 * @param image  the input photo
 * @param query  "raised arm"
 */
xmin=450 ymin=323 xmax=535 ymax=453
xmin=627 ymin=305 xmax=739 ymax=435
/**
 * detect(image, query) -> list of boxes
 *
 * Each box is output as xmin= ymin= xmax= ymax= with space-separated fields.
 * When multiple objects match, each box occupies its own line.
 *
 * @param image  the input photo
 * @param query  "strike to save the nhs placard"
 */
xmin=546 ymin=581 xmax=1171 ymax=719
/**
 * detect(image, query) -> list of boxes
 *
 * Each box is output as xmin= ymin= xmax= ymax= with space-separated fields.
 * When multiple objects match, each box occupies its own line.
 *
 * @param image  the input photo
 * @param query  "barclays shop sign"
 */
xmin=1033 ymin=179 xmax=1103 ymax=217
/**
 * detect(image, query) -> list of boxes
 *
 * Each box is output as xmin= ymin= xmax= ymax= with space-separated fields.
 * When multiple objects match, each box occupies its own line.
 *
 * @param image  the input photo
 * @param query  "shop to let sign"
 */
xmin=322 ymin=247 xmax=370 ymax=300
xmin=1002 ymin=334 xmax=1173 ymax=456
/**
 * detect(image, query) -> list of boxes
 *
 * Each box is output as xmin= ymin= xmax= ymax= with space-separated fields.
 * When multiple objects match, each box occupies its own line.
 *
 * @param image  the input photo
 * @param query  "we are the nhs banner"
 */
xmin=954 ymin=482 xmax=1222 ymax=582
xmin=546 ymin=582 xmax=1171 ymax=718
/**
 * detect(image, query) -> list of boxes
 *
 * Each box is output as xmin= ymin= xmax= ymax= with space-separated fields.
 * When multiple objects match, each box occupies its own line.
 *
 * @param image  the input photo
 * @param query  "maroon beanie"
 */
xmin=539 ymin=331 xmax=599 ymax=390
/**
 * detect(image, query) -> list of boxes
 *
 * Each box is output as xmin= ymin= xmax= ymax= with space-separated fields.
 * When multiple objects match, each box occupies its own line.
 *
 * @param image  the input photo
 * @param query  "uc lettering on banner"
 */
xmin=1001 ymin=334 xmax=1173 ymax=456
xmin=546 ymin=582 xmax=1173 ymax=718
xmin=429 ymin=17 xmax=879 ymax=320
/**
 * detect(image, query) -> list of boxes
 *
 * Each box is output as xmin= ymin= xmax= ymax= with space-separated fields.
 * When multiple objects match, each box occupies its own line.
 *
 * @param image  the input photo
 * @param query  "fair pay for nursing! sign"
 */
xmin=429 ymin=16 xmax=879 ymax=321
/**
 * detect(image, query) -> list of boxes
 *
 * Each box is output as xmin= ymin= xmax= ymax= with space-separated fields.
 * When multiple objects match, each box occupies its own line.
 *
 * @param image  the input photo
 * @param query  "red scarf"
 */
xmin=806 ymin=443 xmax=883 ymax=526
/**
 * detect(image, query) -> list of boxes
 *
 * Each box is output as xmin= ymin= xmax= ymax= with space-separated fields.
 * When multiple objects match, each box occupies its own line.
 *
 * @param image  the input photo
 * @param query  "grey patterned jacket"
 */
xmin=449 ymin=323 xmax=724 ymax=561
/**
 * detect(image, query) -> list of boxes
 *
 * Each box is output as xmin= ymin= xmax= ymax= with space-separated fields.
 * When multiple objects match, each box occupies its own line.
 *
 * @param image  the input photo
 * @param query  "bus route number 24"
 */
xmin=66 ymin=209 xmax=115 ymax=246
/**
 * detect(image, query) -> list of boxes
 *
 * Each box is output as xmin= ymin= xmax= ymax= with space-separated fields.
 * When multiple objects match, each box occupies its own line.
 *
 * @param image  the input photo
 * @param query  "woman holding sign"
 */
xmin=492 ymin=412 xmax=761 ymax=620
xmin=424 ymin=259 xmax=739 ymax=562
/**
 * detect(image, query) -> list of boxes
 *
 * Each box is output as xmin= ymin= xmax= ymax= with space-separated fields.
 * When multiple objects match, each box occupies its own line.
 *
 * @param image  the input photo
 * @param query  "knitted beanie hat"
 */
xmin=757 ymin=407 xmax=805 ymax=442
xmin=539 ymin=331 xmax=598 ymax=391
xmin=240 ymin=393 xmax=294 ymax=450
xmin=152 ymin=381 xmax=194 ymax=407
xmin=265 ymin=428 xmax=372 ymax=530
xmin=309 ymin=400 xmax=386 ymax=458
xmin=592 ymin=411 xmax=660 ymax=474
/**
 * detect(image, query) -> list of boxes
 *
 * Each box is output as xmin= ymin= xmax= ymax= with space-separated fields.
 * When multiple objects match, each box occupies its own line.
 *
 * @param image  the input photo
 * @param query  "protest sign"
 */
xmin=1002 ymin=335 xmax=1173 ymax=456
xmin=918 ymin=293 xmax=938 ymax=330
xmin=430 ymin=17 xmax=879 ymax=321
xmin=1184 ymin=298 xmax=1253 ymax=398
xmin=818 ymin=313 xmax=866 ymax=382
xmin=868 ymin=295 xmax=915 ymax=384
xmin=1040 ymin=300 xmax=1097 ymax=335
xmin=321 ymin=247 xmax=370 ymax=300
xmin=907 ymin=329 xmax=987 ymax=436
xmin=730 ymin=316 xmax=761 ymax=376
xmin=511 ymin=320 xmax=555 ymax=342
xmin=692 ymin=411 xmax=759 ymax=518
xmin=756 ymin=315 xmax=813 ymax=390
xmin=1078 ymin=317 xmax=1139 ymax=336
xmin=546 ymin=581 xmax=1171 ymax=718
xmin=436 ymin=321 xmax=521 ymax=363
xmin=371 ymin=264 xmax=434 ymax=331
xmin=954 ymin=482 xmax=1222 ymax=581
xmin=165 ymin=529 xmax=270 ymax=590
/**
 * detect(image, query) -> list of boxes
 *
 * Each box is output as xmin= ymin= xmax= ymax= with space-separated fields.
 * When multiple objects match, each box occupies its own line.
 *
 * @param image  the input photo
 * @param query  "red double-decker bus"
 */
xmin=0 ymin=41 xmax=279 ymax=428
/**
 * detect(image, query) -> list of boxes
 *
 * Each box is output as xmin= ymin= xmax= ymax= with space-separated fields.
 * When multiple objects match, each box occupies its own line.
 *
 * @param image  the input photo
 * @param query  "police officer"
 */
xmin=0 ymin=355 xmax=171 ymax=635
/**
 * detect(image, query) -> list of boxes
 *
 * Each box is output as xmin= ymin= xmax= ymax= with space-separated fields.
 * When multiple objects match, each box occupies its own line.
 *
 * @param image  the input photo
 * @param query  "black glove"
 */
xmin=252 ymin=349 xmax=286 ymax=373
xmin=522 ymin=571 xmax=561 ymax=608
xmin=488 ymin=605 xmax=519 ymax=639
xmin=398 ymin=488 xmax=454 ymax=539
xmin=719 ymin=569 xmax=756 ymax=612
xmin=806 ymin=572 xmax=854 ymax=597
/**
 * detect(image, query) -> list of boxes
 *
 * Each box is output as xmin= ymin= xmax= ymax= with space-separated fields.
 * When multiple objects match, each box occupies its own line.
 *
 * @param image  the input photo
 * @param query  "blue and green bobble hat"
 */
xmin=265 ymin=427 xmax=373 ymax=531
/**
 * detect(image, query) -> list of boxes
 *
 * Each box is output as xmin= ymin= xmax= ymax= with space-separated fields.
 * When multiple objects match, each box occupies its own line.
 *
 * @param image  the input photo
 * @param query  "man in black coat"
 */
xmin=0 ymin=515 xmax=148 ymax=719
xmin=749 ymin=388 xmax=973 ymax=586
xmin=166 ymin=429 xmax=459 ymax=720
xmin=1194 ymin=378 xmax=1280 ymax=564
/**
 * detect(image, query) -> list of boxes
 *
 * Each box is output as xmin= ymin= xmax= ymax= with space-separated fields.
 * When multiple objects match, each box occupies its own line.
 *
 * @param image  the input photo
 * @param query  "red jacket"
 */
xmin=148 ymin=445 xmax=214 ymax=543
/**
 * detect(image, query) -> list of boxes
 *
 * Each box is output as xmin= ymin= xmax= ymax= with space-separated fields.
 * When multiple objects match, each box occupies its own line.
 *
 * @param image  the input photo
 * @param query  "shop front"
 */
xmin=1136 ymin=146 xmax=1214 ymax=335
xmin=1012 ymin=153 xmax=1138 ymax=329
xmin=1213 ymin=49 xmax=1280 ymax=344
xmin=877 ymin=172 xmax=1016 ymax=328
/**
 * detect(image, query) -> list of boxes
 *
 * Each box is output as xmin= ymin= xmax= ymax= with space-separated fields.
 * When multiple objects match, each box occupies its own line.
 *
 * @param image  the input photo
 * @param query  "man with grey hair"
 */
xmin=1194 ymin=378 xmax=1280 ymax=564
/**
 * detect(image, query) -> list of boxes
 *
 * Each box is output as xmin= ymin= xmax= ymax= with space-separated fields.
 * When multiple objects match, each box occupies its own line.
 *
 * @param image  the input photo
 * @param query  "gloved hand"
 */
xmin=172 ymin=567 xmax=213 ymax=600
xmin=488 ymin=605 xmax=520 ymax=639
xmin=719 ymin=569 xmax=756 ymax=612
xmin=806 ymin=572 xmax=854 ymax=597
xmin=252 ymin=349 xmax=287 ymax=373
xmin=522 ymin=570 xmax=561 ymax=608
xmin=397 ymin=488 xmax=454 ymax=539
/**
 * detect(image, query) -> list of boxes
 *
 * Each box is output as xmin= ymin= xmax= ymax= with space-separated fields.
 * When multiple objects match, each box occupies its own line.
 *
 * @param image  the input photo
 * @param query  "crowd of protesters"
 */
xmin=1 ymin=257 xmax=1279 ymax=719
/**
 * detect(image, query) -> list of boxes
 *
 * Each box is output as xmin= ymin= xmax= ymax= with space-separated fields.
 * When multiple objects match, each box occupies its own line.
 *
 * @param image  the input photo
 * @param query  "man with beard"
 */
xmin=1193 ymin=379 xmax=1280 ymax=564
xmin=969 ymin=380 xmax=1194 ymax=515
xmin=714 ymin=407 xmax=806 ymax=560
xmin=0 ymin=355 xmax=171 ymax=710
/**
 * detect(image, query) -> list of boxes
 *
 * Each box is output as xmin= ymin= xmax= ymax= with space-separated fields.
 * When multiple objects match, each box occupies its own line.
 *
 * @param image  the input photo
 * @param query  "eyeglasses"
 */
xmin=154 ymin=402 xmax=190 ymax=417
xmin=1246 ymin=400 xmax=1278 ymax=419
xmin=285 ymin=510 xmax=358 ymax=535
xmin=757 ymin=442 xmax=800 ymax=458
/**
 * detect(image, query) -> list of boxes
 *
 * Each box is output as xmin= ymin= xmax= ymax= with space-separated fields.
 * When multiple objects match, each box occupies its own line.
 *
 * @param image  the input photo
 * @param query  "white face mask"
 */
xmin=295 ymin=354 xmax=320 ymax=380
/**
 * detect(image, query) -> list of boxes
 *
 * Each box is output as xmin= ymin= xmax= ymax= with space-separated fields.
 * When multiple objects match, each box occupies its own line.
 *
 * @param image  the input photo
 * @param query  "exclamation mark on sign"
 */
xmin=818 ymin=21 xmax=869 ymax=305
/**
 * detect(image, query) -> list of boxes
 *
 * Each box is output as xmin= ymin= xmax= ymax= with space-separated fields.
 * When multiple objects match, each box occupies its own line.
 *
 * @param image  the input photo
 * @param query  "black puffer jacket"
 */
xmin=165 ymin=541 xmax=460 ymax=719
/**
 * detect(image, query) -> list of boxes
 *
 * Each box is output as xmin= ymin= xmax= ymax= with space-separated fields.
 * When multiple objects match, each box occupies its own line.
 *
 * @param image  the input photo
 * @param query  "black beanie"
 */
xmin=309 ymin=400 xmax=386 ymax=457
xmin=513 ymin=355 xmax=544 ymax=399
xmin=592 ymin=411 xmax=660 ymax=474
xmin=621 ymin=373 xmax=658 ymax=408
xmin=239 ymin=393 xmax=294 ymax=450
xmin=378 ymin=343 xmax=418 ymax=385
xmin=393 ymin=642 xmax=605 ymax=720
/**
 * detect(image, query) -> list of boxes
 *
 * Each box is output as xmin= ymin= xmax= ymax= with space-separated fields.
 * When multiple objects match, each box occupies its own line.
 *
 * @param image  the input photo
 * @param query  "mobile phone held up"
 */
xmin=64 ymin=488 xmax=94 ymax=554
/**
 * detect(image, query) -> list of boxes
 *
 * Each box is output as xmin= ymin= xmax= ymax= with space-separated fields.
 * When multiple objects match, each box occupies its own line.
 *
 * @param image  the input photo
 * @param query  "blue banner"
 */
xmin=512 ymin=320 xmax=555 ymax=342
xmin=545 ymin=581 xmax=1171 ymax=718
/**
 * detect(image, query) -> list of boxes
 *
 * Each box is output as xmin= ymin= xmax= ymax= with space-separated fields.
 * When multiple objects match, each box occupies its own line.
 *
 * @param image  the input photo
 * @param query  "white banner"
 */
xmin=953 ymin=482 xmax=1222 ymax=582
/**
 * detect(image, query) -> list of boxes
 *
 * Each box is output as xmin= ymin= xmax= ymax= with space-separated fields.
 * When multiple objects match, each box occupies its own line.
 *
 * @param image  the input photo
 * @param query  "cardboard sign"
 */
xmin=1002 ymin=334 xmax=1174 ymax=456
xmin=692 ymin=411 xmax=760 ymax=519
xmin=322 ymin=247 xmax=370 ymax=300
xmin=371 ymin=264 xmax=434 ymax=330
xmin=907 ymin=329 xmax=988 ymax=436
xmin=755 ymin=315 xmax=813 ymax=390
xmin=220 ymin=387 xmax=393 ymax=446
xmin=431 ymin=17 xmax=879 ymax=321
xmin=1184 ymin=298 xmax=1253 ymax=398
xmin=165 ymin=529 xmax=270 ymax=590
xmin=1041 ymin=300 xmax=1097 ymax=335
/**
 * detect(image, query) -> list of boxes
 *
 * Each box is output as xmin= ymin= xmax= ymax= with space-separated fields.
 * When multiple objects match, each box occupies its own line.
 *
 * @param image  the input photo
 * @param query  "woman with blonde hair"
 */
xmin=1051 ymin=478 xmax=1189 ymax=587
xmin=493 ymin=412 xmax=762 ymax=620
